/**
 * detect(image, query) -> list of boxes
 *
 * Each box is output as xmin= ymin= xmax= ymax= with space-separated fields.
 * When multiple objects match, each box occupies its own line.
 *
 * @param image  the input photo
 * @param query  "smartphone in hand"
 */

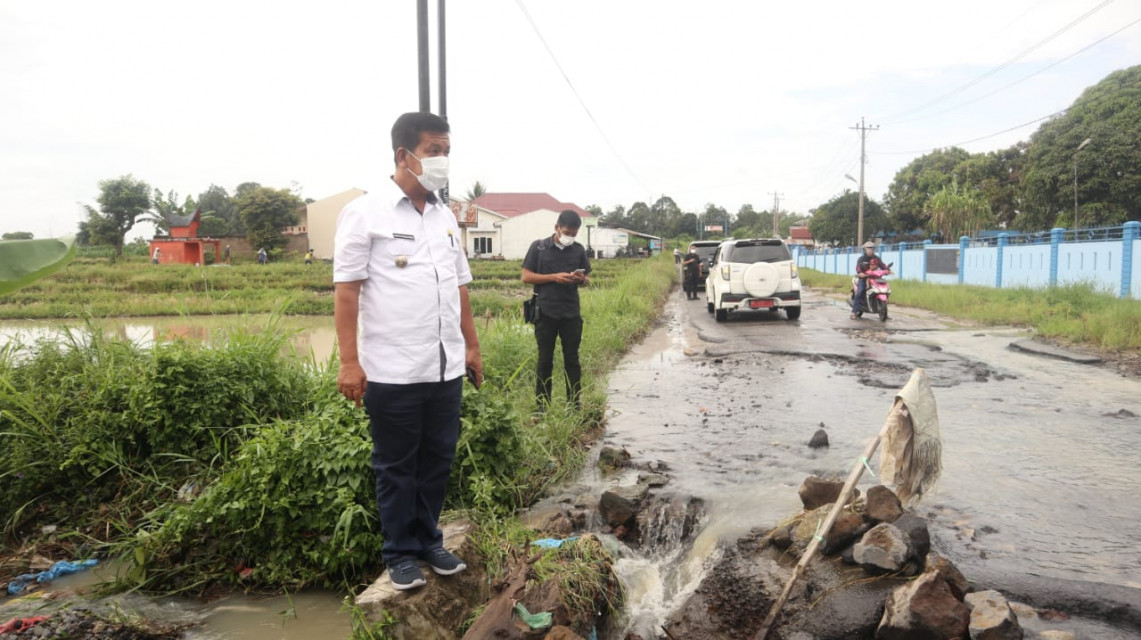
xmin=466 ymin=366 xmax=481 ymax=389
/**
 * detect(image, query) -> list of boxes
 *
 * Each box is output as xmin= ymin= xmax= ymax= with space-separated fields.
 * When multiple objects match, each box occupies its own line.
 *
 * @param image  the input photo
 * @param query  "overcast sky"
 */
xmin=2 ymin=0 xmax=1139 ymax=241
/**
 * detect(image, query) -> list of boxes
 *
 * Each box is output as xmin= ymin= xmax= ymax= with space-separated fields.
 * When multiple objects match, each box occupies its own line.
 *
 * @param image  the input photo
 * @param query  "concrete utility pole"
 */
xmin=850 ymin=117 xmax=879 ymax=245
xmin=769 ymin=191 xmax=784 ymax=238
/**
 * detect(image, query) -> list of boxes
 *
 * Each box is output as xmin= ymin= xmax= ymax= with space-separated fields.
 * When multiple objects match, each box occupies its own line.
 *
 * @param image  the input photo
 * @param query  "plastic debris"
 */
xmin=531 ymin=536 xmax=579 ymax=549
xmin=6 ymin=559 xmax=98 ymax=595
xmin=512 ymin=602 xmax=552 ymax=630
xmin=0 ymin=616 xmax=49 ymax=633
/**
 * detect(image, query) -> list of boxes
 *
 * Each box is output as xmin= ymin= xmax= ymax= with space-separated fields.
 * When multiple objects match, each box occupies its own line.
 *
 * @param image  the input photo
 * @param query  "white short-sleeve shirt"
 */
xmin=333 ymin=179 xmax=473 ymax=384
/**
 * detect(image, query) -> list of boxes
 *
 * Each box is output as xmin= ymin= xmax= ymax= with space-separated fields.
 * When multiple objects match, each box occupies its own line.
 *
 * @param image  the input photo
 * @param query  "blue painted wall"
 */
xmin=794 ymin=223 xmax=1141 ymax=299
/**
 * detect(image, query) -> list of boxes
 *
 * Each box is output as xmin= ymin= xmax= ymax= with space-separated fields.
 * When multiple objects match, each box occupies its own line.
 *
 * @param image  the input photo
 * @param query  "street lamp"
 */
xmin=844 ymin=174 xmax=862 ymax=246
xmin=1074 ymin=138 xmax=1092 ymax=230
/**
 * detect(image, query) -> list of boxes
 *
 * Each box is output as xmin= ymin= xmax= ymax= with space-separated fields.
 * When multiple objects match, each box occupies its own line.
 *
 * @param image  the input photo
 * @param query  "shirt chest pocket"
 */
xmin=369 ymin=229 xmax=418 ymax=259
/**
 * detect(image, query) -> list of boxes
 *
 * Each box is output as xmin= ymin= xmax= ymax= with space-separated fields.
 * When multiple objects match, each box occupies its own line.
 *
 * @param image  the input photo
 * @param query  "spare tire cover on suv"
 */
xmin=742 ymin=262 xmax=780 ymax=297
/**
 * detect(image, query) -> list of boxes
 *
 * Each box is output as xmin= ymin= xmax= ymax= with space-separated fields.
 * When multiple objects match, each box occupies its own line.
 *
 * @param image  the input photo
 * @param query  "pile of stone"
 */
xmin=663 ymin=475 xmax=1047 ymax=640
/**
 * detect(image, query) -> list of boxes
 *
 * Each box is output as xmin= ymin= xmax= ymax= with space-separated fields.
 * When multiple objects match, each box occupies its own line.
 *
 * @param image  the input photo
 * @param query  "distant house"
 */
xmin=788 ymin=225 xmax=815 ymax=249
xmin=469 ymin=193 xmax=595 ymax=260
xmin=297 ymin=188 xmax=367 ymax=260
xmin=149 ymin=209 xmax=221 ymax=265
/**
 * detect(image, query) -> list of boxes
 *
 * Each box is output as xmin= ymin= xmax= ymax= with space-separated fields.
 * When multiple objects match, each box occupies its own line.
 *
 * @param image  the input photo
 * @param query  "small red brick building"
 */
xmin=149 ymin=209 xmax=221 ymax=265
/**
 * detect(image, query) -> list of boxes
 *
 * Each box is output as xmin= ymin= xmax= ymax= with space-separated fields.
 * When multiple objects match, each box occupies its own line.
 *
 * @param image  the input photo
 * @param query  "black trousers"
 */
xmin=534 ymin=314 xmax=583 ymax=406
xmin=363 ymin=377 xmax=462 ymax=564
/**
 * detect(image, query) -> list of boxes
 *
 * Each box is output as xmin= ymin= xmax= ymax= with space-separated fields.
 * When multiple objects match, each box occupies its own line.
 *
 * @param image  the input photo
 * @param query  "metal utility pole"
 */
xmin=769 ymin=191 xmax=784 ymax=238
xmin=416 ymin=0 xmax=431 ymax=112
xmin=437 ymin=0 xmax=449 ymax=203
xmin=850 ymin=117 xmax=879 ymax=245
xmin=1074 ymin=137 xmax=1091 ymax=230
xmin=438 ymin=0 xmax=447 ymax=119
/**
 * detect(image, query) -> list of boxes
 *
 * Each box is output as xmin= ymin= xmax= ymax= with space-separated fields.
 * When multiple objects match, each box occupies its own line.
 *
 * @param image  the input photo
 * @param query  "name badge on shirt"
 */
xmin=393 ymin=233 xmax=415 ymax=240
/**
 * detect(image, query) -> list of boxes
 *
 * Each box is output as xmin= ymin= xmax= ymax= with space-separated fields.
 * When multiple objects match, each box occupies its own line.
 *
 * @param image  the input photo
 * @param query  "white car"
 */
xmin=705 ymin=238 xmax=802 ymax=322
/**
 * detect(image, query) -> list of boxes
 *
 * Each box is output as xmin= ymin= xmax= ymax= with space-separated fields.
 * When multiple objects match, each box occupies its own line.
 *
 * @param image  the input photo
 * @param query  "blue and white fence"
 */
xmin=794 ymin=221 xmax=1141 ymax=299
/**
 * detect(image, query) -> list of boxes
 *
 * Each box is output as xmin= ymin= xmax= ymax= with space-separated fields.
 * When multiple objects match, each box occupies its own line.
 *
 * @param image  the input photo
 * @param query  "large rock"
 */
xmin=599 ymin=483 xmax=649 ymax=528
xmin=926 ymin=553 xmax=970 ymax=601
xmin=597 ymin=446 xmax=630 ymax=473
xmin=892 ymin=514 xmax=931 ymax=562
xmin=808 ymin=429 xmax=830 ymax=448
xmin=356 ymin=521 xmax=488 ymax=640
xmin=798 ymin=476 xmax=844 ymax=510
xmin=877 ymin=570 xmax=970 ymax=640
xmin=964 ymin=590 xmax=1023 ymax=640
xmin=853 ymin=523 xmax=911 ymax=573
xmin=794 ymin=504 xmax=867 ymax=554
xmin=635 ymin=493 xmax=704 ymax=549
xmin=865 ymin=485 xmax=904 ymax=523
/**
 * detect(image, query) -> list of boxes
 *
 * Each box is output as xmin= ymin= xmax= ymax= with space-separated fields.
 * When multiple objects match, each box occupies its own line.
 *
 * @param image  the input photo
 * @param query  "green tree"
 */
xmin=78 ymin=175 xmax=152 ymax=256
xmin=465 ymin=181 xmax=487 ymax=201
xmin=145 ymin=189 xmax=197 ymax=235
xmin=235 ymin=186 xmax=303 ymax=254
xmin=701 ymin=203 xmax=729 ymax=237
xmin=925 ymin=177 xmax=993 ymax=242
xmin=197 ymin=184 xmax=238 ymax=236
xmin=602 ymin=204 xmax=628 ymax=228
xmin=884 ymin=147 xmax=972 ymax=234
xmin=626 ymin=201 xmax=652 ymax=232
xmin=809 ymin=190 xmax=888 ymax=246
xmin=2 ymin=231 xmax=34 ymax=240
xmin=1017 ymin=65 xmax=1141 ymax=230
xmin=955 ymin=143 xmax=1026 ymax=228
xmin=650 ymin=196 xmax=683 ymax=237
xmin=732 ymin=204 xmax=762 ymax=238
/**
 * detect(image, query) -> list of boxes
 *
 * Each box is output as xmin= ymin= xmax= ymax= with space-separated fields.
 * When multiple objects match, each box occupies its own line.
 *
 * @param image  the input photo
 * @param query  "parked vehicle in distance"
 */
xmin=705 ymin=238 xmax=802 ymax=322
xmin=690 ymin=240 xmax=721 ymax=281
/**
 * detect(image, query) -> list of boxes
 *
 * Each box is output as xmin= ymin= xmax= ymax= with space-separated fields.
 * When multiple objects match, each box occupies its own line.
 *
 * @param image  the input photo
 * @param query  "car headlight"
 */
xmin=720 ymin=265 xmax=730 ymax=280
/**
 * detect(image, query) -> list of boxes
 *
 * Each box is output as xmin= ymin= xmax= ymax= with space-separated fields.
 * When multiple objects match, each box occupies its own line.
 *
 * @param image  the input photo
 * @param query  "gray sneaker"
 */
xmin=420 ymin=547 xmax=467 ymax=576
xmin=387 ymin=557 xmax=426 ymax=590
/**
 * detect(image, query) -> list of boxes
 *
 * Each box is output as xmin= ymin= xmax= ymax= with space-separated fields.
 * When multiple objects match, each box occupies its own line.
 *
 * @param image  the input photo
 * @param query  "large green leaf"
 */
xmin=0 ymin=237 xmax=77 ymax=296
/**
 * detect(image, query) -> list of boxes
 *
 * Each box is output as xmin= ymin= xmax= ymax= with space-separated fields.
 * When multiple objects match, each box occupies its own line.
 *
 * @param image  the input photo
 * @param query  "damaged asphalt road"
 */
xmin=601 ymin=287 xmax=1141 ymax=636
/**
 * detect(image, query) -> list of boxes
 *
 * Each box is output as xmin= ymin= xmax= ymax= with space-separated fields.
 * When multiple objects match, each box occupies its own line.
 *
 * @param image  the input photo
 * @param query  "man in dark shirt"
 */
xmin=522 ymin=210 xmax=591 ymax=410
xmin=682 ymin=244 xmax=701 ymax=300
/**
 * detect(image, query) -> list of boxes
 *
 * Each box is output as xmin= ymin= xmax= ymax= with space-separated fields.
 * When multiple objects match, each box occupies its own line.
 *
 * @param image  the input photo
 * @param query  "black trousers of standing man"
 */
xmin=535 ymin=314 xmax=583 ymax=407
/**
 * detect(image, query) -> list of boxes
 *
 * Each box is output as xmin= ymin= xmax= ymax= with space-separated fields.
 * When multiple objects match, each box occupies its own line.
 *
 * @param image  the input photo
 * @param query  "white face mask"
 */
xmin=558 ymin=233 xmax=575 ymax=247
xmin=407 ymin=151 xmax=449 ymax=192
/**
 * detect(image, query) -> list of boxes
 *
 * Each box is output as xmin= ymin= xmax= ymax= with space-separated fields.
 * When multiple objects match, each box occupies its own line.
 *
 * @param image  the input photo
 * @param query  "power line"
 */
xmin=881 ymin=0 xmax=1116 ymax=123
xmin=875 ymin=76 xmax=1141 ymax=156
xmin=513 ymin=0 xmax=650 ymax=194
xmin=891 ymin=14 xmax=1141 ymax=125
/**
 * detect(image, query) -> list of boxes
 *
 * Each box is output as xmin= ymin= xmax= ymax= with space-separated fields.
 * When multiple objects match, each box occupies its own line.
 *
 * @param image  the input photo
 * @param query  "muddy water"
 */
xmin=596 ymin=291 xmax=1141 ymax=639
xmin=0 ymin=561 xmax=352 ymax=639
xmin=0 ymin=315 xmax=337 ymax=362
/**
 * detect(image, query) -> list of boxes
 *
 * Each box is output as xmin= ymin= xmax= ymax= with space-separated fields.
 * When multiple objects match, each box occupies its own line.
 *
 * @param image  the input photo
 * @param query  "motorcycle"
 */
xmin=849 ymin=263 xmax=893 ymax=321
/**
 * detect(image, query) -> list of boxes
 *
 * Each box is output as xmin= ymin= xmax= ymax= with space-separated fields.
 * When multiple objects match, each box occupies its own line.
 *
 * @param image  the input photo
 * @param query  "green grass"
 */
xmin=0 ymin=256 xmax=677 ymax=597
xmin=799 ymin=268 xmax=1141 ymax=351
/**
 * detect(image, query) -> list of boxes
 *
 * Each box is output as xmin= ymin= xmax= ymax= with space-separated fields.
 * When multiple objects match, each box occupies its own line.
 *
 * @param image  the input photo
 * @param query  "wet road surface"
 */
xmin=601 ymin=286 xmax=1141 ymax=637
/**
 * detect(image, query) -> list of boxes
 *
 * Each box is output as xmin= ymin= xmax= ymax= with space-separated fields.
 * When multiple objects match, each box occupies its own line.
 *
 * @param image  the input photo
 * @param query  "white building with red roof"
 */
xmin=467 ymin=192 xmax=596 ymax=260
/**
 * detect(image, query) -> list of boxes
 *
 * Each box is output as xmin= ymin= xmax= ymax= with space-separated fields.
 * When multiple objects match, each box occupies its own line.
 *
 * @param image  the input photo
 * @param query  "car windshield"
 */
xmin=724 ymin=242 xmax=791 ymax=263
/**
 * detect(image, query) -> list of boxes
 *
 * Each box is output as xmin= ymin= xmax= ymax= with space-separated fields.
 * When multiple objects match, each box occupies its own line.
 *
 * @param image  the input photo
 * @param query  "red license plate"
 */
xmin=749 ymin=299 xmax=774 ymax=309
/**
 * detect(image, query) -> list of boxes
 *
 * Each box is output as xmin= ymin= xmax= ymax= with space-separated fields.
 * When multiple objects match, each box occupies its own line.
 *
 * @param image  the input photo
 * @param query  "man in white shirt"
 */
xmin=333 ymin=112 xmax=483 ymax=591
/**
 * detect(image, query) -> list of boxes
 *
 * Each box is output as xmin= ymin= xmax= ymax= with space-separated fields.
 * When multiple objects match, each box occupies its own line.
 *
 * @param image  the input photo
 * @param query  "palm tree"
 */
xmin=465 ymin=181 xmax=487 ymax=202
xmin=925 ymin=177 xmax=992 ymax=240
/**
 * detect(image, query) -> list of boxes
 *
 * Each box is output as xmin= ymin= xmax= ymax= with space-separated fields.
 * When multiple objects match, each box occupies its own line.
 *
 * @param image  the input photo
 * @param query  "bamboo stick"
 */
xmin=753 ymin=403 xmax=898 ymax=640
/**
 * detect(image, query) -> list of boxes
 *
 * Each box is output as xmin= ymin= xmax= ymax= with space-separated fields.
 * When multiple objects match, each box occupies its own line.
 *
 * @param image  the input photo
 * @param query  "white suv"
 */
xmin=705 ymin=238 xmax=802 ymax=322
